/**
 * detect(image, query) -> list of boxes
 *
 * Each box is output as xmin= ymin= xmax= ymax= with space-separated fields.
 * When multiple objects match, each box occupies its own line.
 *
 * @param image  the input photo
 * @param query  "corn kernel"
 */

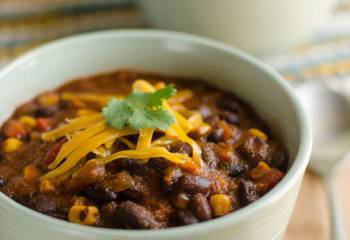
xmin=248 ymin=128 xmax=268 ymax=141
xmin=251 ymin=161 xmax=270 ymax=179
xmin=19 ymin=116 xmax=37 ymax=131
xmin=23 ymin=165 xmax=41 ymax=183
xmin=3 ymin=138 xmax=22 ymax=153
xmin=68 ymin=205 xmax=99 ymax=226
xmin=77 ymin=109 xmax=97 ymax=117
xmin=210 ymin=194 xmax=232 ymax=216
xmin=38 ymin=93 xmax=59 ymax=106
xmin=39 ymin=179 xmax=55 ymax=193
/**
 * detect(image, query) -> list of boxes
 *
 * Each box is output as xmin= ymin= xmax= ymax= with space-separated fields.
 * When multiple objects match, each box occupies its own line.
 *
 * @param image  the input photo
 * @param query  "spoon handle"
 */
xmin=324 ymin=175 xmax=348 ymax=240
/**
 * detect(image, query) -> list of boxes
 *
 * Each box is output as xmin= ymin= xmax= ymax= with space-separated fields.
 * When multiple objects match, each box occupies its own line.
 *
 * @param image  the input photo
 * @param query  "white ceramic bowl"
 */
xmin=0 ymin=30 xmax=312 ymax=240
xmin=139 ymin=0 xmax=335 ymax=56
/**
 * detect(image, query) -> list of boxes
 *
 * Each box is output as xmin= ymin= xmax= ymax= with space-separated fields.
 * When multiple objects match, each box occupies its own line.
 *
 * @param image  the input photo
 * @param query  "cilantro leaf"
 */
xmin=102 ymin=99 xmax=132 ymax=129
xmin=147 ymin=84 xmax=176 ymax=107
xmin=102 ymin=84 xmax=176 ymax=131
xmin=129 ymin=108 xmax=174 ymax=130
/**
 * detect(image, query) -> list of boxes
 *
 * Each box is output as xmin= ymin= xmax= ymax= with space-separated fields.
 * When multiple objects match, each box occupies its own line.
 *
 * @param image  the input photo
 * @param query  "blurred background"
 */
xmin=1 ymin=0 xmax=350 ymax=239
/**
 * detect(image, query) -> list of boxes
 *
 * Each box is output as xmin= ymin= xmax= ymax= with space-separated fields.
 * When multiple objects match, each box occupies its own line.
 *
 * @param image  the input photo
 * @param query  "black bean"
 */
xmin=178 ymin=175 xmax=211 ymax=195
xmin=207 ymin=128 xmax=224 ymax=143
xmin=225 ymin=161 xmax=248 ymax=177
xmin=84 ymin=185 xmax=118 ymax=202
xmin=172 ymin=210 xmax=199 ymax=226
xmin=102 ymin=201 xmax=118 ymax=225
xmin=218 ymin=97 xmax=239 ymax=113
xmin=237 ymin=136 xmax=270 ymax=165
xmin=115 ymin=201 xmax=161 ymax=229
xmin=168 ymin=142 xmax=192 ymax=155
xmin=202 ymin=144 xmax=218 ymax=169
xmin=102 ymin=201 xmax=118 ymax=214
xmin=191 ymin=193 xmax=212 ymax=221
xmin=0 ymin=176 xmax=5 ymax=187
xmin=270 ymin=149 xmax=288 ymax=171
xmin=221 ymin=111 xmax=240 ymax=125
xmin=31 ymin=195 xmax=56 ymax=213
xmin=86 ymin=152 xmax=96 ymax=160
xmin=148 ymin=158 xmax=168 ymax=171
xmin=115 ymin=158 xmax=146 ymax=173
xmin=151 ymin=131 xmax=165 ymax=140
xmin=239 ymin=179 xmax=259 ymax=206
xmin=33 ymin=106 xmax=55 ymax=117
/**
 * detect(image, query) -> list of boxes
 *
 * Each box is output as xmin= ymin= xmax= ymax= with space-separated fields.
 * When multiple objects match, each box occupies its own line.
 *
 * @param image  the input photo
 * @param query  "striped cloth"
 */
xmin=264 ymin=4 xmax=350 ymax=85
xmin=0 ymin=0 xmax=145 ymax=68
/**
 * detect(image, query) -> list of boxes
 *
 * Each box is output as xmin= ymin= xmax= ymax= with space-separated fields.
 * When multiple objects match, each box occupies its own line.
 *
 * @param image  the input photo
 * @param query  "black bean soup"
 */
xmin=0 ymin=70 xmax=288 ymax=229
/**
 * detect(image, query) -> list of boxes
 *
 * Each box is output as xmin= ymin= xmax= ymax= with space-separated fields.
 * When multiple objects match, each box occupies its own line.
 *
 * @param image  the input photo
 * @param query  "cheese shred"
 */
xmin=42 ymin=114 xmax=103 ymax=141
xmin=100 ymin=147 xmax=191 ymax=165
xmin=42 ymin=79 xmax=208 ymax=180
xmin=42 ymin=128 xmax=136 ymax=180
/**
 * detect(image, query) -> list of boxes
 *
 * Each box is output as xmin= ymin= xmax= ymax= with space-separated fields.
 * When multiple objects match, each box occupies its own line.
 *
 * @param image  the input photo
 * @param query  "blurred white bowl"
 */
xmin=0 ymin=30 xmax=312 ymax=240
xmin=139 ymin=0 xmax=336 ymax=56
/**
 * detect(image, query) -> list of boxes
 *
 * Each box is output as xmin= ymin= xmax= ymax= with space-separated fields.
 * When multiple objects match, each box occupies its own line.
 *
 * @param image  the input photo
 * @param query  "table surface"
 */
xmin=284 ymin=167 xmax=350 ymax=240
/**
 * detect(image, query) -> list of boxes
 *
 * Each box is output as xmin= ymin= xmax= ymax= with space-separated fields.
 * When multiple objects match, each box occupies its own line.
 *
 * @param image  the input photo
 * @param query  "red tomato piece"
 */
xmin=36 ymin=118 xmax=52 ymax=132
xmin=254 ymin=168 xmax=284 ymax=194
xmin=2 ymin=120 xmax=26 ymax=138
xmin=43 ymin=143 xmax=62 ymax=165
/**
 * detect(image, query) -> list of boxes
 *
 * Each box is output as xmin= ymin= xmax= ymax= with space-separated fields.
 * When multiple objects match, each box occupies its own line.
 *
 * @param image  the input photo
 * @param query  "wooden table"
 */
xmin=284 ymin=167 xmax=350 ymax=240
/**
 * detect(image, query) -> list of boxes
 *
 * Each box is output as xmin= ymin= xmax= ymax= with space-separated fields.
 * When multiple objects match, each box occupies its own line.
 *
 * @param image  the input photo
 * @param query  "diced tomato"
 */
xmin=36 ymin=118 xmax=52 ymax=132
xmin=254 ymin=168 xmax=284 ymax=194
xmin=218 ymin=120 xmax=233 ymax=141
xmin=2 ymin=120 xmax=26 ymax=138
xmin=216 ymin=143 xmax=237 ymax=163
xmin=181 ymin=161 xmax=200 ymax=175
xmin=43 ymin=143 xmax=62 ymax=165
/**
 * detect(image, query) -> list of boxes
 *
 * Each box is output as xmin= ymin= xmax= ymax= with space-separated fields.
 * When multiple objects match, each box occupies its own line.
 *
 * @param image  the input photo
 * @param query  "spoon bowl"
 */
xmin=296 ymin=79 xmax=350 ymax=239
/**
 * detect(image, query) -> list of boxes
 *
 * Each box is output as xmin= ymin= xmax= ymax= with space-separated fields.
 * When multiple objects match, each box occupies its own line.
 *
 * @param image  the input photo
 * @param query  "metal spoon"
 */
xmin=296 ymin=80 xmax=350 ymax=240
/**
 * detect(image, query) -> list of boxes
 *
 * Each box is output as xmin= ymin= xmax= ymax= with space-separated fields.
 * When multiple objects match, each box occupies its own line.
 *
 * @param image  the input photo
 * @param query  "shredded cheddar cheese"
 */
xmin=42 ymin=128 xmax=136 ymax=179
xmin=42 ymin=114 xmax=103 ymax=141
xmin=166 ymin=123 xmax=203 ymax=166
xmin=151 ymin=136 xmax=176 ymax=147
xmin=137 ymin=128 xmax=154 ymax=150
xmin=42 ymin=79 xmax=209 ymax=180
xmin=49 ymin=121 xmax=106 ymax=169
xmin=100 ymin=147 xmax=191 ymax=165
xmin=119 ymin=137 xmax=136 ymax=149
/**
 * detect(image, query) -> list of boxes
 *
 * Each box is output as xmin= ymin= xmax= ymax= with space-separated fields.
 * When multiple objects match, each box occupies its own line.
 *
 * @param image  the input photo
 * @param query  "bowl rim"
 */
xmin=0 ymin=29 xmax=312 ymax=237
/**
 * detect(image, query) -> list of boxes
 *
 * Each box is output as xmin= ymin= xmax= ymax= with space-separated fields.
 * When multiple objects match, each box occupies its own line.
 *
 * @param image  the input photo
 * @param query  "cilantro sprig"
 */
xmin=102 ymin=85 xmax=177 ymax=131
